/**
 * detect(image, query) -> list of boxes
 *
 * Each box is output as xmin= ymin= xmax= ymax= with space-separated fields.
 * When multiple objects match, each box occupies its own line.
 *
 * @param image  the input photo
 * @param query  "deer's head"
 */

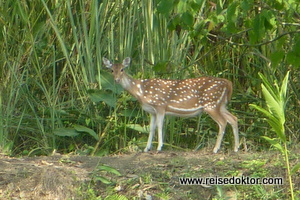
xmin=103 ymin=57 xmax=131 ymax=83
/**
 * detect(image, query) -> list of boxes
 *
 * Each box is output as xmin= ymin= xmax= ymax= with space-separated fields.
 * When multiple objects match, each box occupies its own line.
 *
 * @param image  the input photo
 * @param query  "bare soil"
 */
xmin=0 ymin=149 xmax=299 ymax=200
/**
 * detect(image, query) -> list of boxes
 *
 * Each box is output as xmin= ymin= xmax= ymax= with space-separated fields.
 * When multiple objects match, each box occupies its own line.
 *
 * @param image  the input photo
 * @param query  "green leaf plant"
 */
xmin=250 ymin=71 xmax=297 ymax=200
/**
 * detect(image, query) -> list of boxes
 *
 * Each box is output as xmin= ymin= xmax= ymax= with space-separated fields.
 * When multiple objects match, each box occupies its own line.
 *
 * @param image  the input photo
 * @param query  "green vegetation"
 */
xmin=0 ymin=0 xmax=300 ymax=199
xmin=251 ymin=71 xmax=299 ymax=199
xmin=1 ymin=0 xmax=299 ymax=155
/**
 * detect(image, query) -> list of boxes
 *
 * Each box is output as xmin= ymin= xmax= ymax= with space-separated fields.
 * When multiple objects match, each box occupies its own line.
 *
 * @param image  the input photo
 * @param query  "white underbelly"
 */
xmin=142 ymin=103 xmax=157 ymax=114
xmin=166 ymin=105 xmax=203 ymax=117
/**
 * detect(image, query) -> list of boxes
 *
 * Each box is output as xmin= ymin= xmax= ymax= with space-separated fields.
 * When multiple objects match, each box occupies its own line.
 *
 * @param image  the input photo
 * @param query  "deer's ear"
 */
xmin=122 ymin=57 xmax=131 ymax=68
xmin=103 ymin=57 xmax=112 ymax=68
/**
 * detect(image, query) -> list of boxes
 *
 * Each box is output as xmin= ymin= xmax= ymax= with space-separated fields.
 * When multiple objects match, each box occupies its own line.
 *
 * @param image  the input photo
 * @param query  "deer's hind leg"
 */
xmin=144 ymin=114 xmax=157 ymax=152
xmin=205 ymin=108 xmax=228 ymax=153
xmin=221 ymin=106 xmax=239 ymax=152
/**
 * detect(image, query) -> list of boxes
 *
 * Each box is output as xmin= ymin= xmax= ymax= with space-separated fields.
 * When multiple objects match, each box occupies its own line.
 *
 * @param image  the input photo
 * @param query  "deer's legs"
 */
xmin=205 ymin=109 xmax=227 ymax=153
xmin=156 ymin=112 xmax=165 ymax=151
xmin=222 ymin=108 xmax=239 ymax=152
xmin=144 ymin=114 xmax=157 ymax=152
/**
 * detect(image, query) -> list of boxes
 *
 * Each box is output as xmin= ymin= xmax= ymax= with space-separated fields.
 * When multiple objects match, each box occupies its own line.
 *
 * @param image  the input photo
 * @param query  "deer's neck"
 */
xmin=120 ymin=73 xmax=142 ymax=99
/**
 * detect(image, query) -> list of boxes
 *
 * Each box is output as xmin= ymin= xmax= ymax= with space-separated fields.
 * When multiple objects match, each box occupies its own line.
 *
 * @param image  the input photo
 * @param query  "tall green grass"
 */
xmin=0 ymin=0 xmax=299 ymax=156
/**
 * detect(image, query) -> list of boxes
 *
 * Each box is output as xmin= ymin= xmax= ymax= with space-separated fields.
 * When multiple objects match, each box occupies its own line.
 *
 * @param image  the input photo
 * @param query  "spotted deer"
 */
xmin=103 ymin=57 xmax=239 ymax=153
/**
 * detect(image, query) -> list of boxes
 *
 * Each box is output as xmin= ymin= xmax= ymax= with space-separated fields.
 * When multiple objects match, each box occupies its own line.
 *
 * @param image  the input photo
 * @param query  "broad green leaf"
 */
xmin=261 ymin=136 xmax=277 ymax=145
xmin=261 ymin=136 xmax=284 ymax=153
xmin=178 ymin=0 xmax=187 ymax=13
xmin=53 ymin=128 xmax=79 ymax=137
xmin=241 ymin=0 xmax=252 ymax=12
xmin=190 ymin=1 xmax=201 ymax=13
xmin=291 ymin=162 xmax=300 ymax=174
xmin=272 ymin=0 xmax=284 ymax=10
xmin=153 ymin=61 xmax=168 ymax=73
xmin=250 ymin=104 xmax=286 ymax=142
xmin=267 ymin=119 xmax=286 ymax=142
xmin=293 ymin=38 xmax=300 ymax=53
xmin=100 ymin=71 xmax=115 ymax=90
xmin=104 ymin=194 xmax=128 ymax=200
xmin=270 ymin=50 xmax=284 ymax=67
xmin=181 ymin=12 xmax=194 ymax=27
xmin=226 ymin=22 xmax=237 ymax=34
xmin=258 ymin=73 xmax=279 ymax=102
xmin=74 ymin=125 xmax=99 ymax=140
xmin=195 ymin=0 xmax=205 ymax=5
xmin=100 ymin=71 xmax=123 ymax=94
xmin=207 ymin=21 xmax=215 ymax=32
xmin=157 ymin=0 xmax=173 ymax=15
xmin=88 ymin=89 xmax=117 ymax=108
xmin=167 ymin=15 xmax=181 ymax=31
xmin=272 ymin=143 xmax=284 ymax=153
xmin=227 ymin=1 xmax=238 ymax=23
xmin=261 ymin=84 xmax=283 ymax=121
xmin=121 ymin=109 xmax=139 ymax=117
xmin=286 ymin=51 xmax=300 ymax=67
xmin=262 ymin=10 xmax=276 ymax=30
xmin=126 ymin=124 xmax=149 ymax=134
xmin=216 ymin=0 xmax=224 ymax=15
xmin=280 ymin=71 xmax=290 ymax=103
xmin=94 ymin=176 xmax=112 ymax=185
xmin=250 ymin=14 xmax=265 ymax=43
xmin=249 ymin=104 xmax=274 ymax=119
xmin=97 ymin=165 xmax=121 ymax=176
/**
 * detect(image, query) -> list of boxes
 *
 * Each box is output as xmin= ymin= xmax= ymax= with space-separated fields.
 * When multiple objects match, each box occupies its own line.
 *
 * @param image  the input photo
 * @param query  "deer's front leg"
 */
xmin=156 ymin=112 xmax=165 ymax=152
xmin=144 ymin=114 xmax=156 ymax=152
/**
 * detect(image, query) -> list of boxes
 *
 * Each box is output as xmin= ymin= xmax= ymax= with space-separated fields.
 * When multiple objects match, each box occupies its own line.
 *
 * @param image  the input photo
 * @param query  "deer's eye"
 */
xmin=120 ymin=68 xmax=124 ymax=72
xmin=111 ymin=69 xmax=114 ymax=73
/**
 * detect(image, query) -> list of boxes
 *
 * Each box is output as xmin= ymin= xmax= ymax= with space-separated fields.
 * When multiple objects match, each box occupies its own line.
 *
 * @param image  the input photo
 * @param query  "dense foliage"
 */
xmin=0 ymin=0 xmax=299 ymax=156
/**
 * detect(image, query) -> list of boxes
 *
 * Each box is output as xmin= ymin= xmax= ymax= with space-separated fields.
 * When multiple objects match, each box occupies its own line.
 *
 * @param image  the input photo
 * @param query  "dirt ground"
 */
xmin=0 ymin=149 xmax=298 ymax=200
